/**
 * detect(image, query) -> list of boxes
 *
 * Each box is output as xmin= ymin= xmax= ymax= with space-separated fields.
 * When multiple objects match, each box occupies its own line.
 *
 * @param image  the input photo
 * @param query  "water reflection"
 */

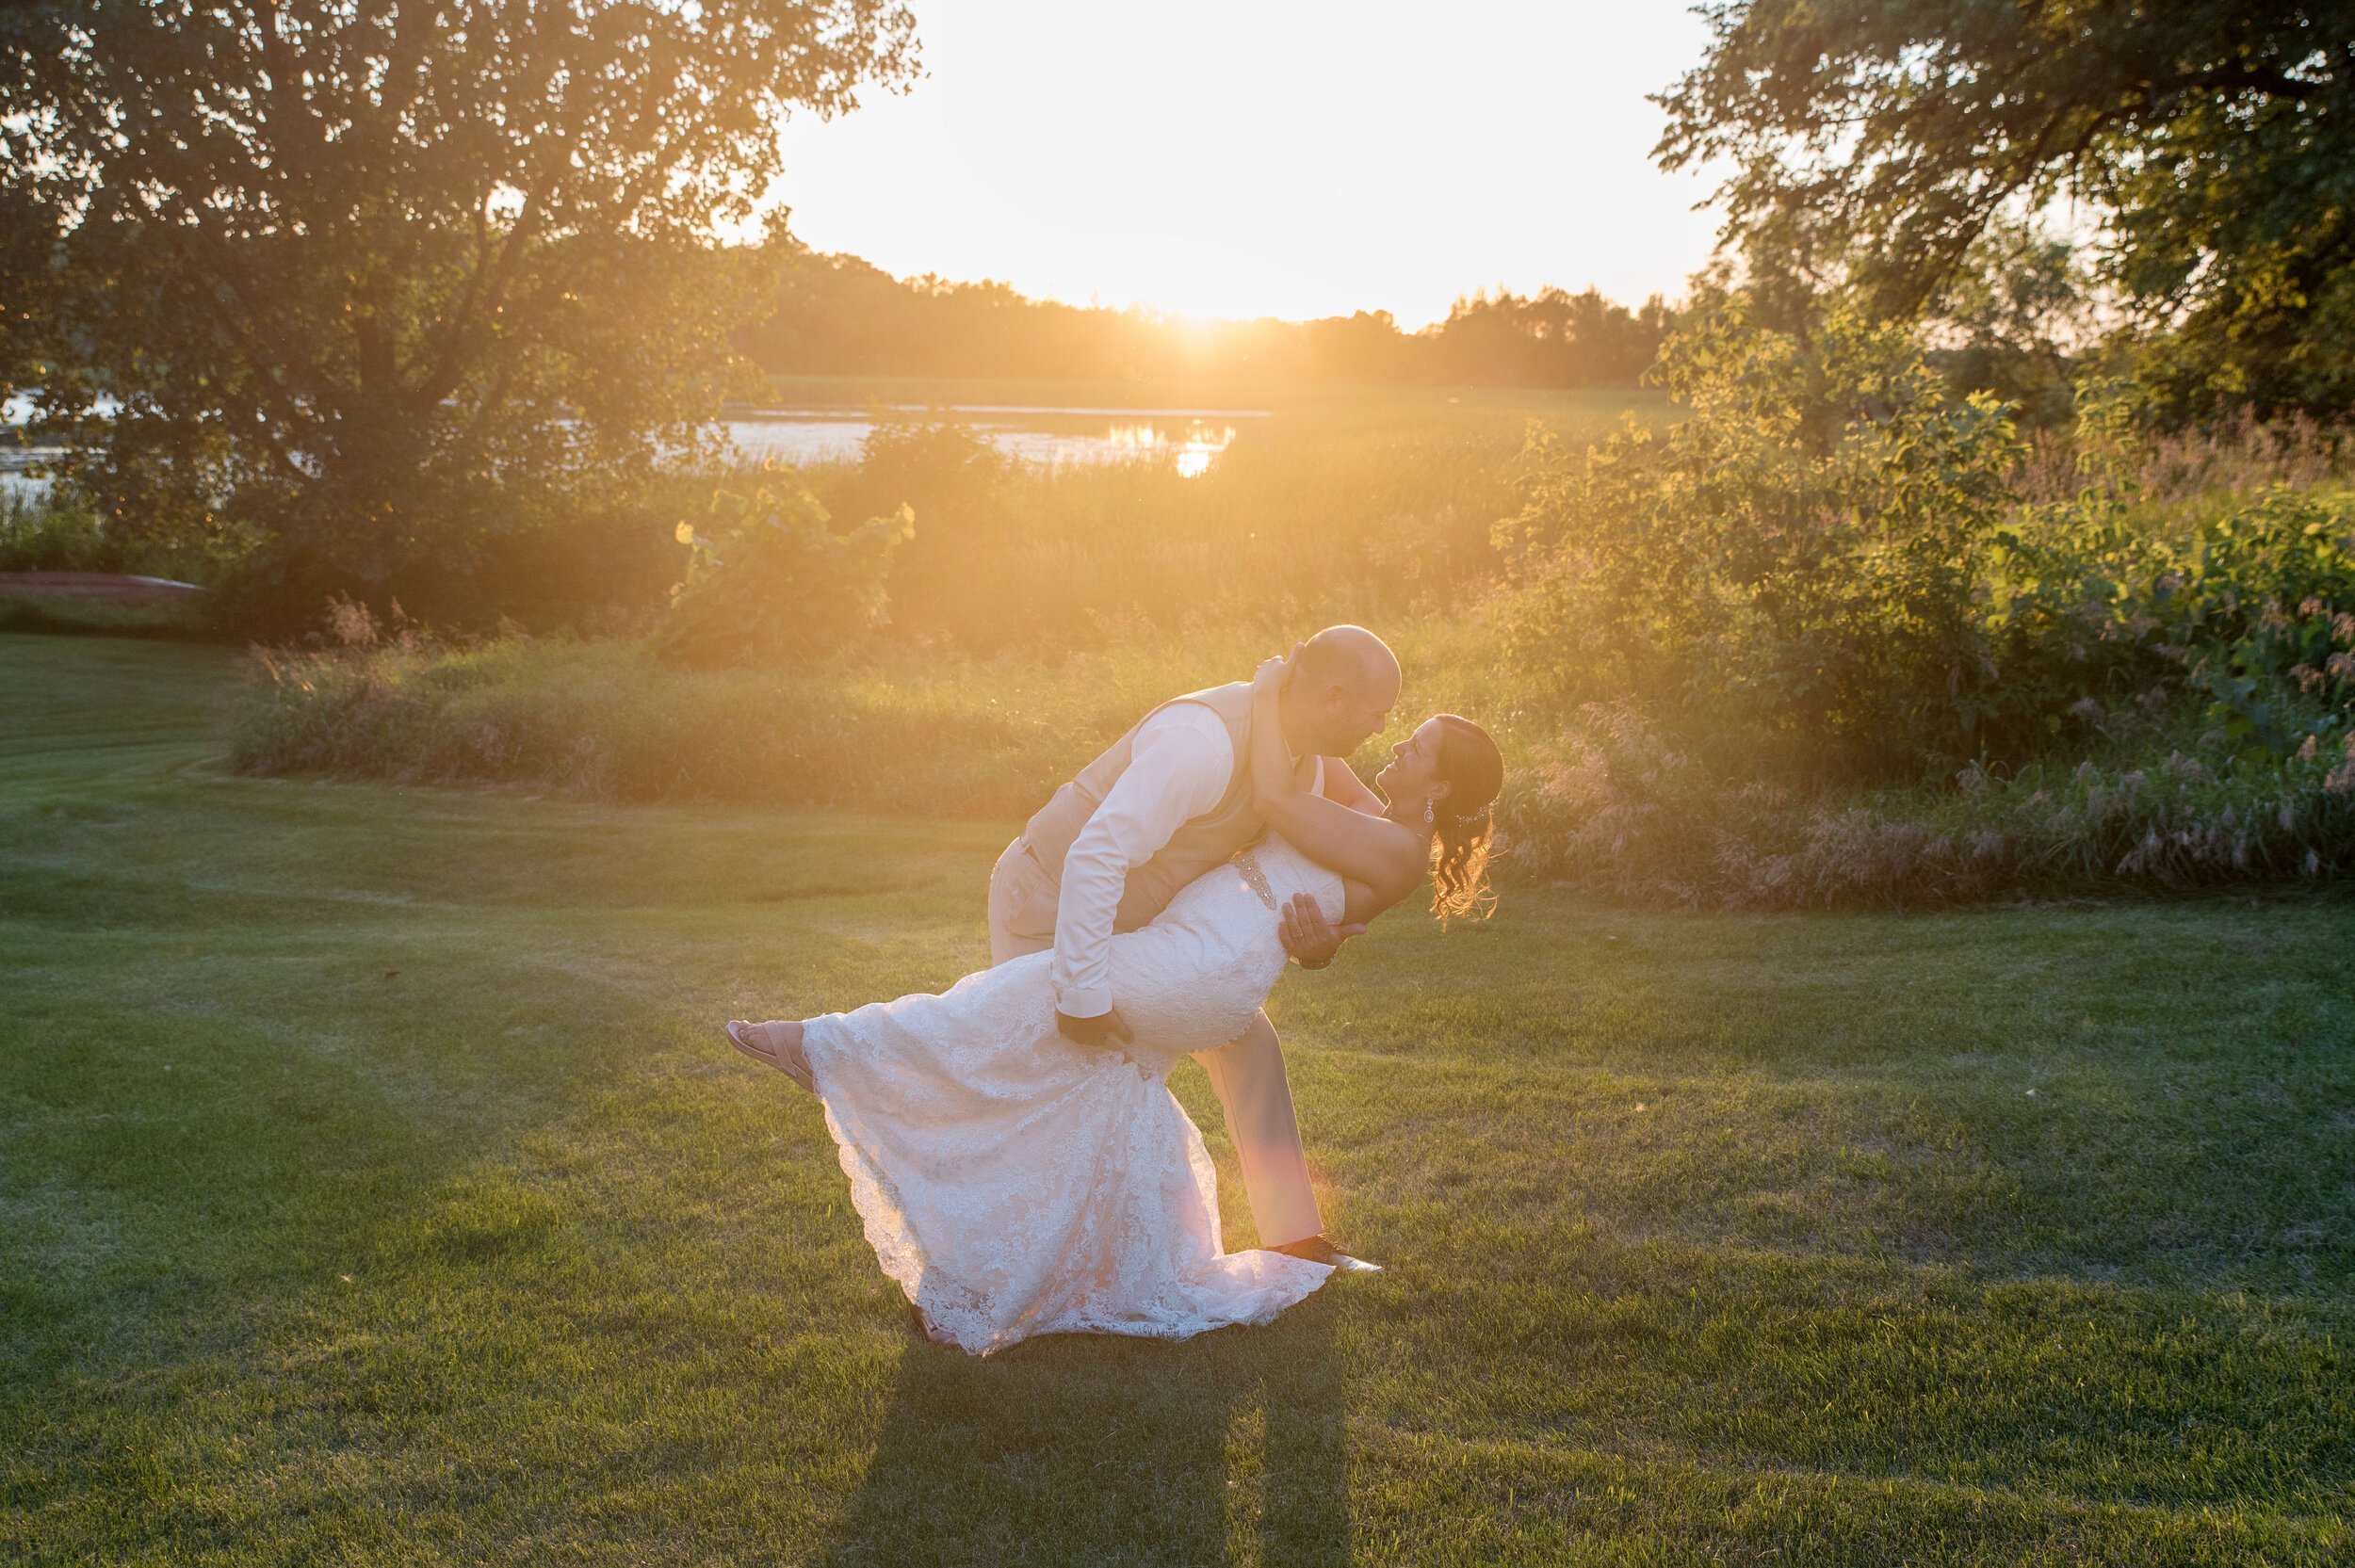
xmin=1100 ymin=420 xmax=1234 ymax=477
xmin=1 ymin=393 xmax=46 ymax=497
xmin=723 ymin=405 xmax=1260 ymax=477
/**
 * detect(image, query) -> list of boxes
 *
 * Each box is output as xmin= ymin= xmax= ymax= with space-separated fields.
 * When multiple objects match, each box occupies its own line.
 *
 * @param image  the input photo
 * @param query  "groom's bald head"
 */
xmin=1286 ymin=625 xmax=1401 ymax=756
xmin=1297 ymin=625 xmax=1402 ymax=703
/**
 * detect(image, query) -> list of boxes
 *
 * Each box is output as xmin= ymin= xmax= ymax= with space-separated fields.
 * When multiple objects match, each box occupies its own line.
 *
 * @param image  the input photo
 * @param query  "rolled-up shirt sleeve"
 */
xmin=1049 ymin=703 xmax=1233 ymax=1017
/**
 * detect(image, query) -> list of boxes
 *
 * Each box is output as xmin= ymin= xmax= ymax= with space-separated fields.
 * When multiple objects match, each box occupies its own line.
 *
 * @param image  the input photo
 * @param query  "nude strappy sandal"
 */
xmin=724 ymin=1020 xmax=815 ymax=1092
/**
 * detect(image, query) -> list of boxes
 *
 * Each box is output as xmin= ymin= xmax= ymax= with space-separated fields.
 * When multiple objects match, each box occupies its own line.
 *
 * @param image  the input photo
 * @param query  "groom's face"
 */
xmin=1312 ymin=671 xmax=1398 ymax=757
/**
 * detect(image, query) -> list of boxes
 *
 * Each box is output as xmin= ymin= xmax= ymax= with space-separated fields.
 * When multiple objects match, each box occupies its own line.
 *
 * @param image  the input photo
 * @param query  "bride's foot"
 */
xmin=725 ymin=1019 xmax=814 ymax=1092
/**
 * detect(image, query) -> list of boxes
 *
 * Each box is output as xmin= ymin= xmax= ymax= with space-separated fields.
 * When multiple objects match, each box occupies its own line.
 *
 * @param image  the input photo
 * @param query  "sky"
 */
xmin=765 ymin=1 xmax=1727 ymax=329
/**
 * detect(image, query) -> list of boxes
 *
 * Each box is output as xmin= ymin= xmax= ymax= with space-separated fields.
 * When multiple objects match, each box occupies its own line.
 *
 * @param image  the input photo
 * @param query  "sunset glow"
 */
xmin=770 ymin=1 xmax=1724 ymax=326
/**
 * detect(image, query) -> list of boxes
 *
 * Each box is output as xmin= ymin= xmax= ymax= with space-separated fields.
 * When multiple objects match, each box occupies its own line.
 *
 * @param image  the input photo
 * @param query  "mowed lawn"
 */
xmin=2 ymin=635 xmax=2350 ymax=1566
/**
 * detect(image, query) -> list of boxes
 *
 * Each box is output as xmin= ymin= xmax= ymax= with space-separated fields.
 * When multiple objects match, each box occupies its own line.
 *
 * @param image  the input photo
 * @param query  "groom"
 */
xmin=986 ymin=625 xmax=1400 ymax=1271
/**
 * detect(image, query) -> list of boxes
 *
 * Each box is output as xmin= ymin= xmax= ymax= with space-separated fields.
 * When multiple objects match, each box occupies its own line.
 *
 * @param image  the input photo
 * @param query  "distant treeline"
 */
xmin=736 ymin=248 xmax=1676 ymax=389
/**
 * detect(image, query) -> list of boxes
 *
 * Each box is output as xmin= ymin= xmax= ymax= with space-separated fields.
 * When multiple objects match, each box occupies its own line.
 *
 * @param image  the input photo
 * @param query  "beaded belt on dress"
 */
xmin=1233 ymin=850 xmax=1278 ymax=911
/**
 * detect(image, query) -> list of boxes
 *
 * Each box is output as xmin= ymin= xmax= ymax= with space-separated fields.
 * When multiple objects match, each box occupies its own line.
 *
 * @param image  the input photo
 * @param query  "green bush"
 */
xmin=1495 ymin=304 xmax=2029 ymax=779
xmin=1497 ymin=307 xmax=2355 ymax=791
xmin=0 ymin=489 xmax=227 ymax=579
xmin=655 ymin=468 xmax=913 ymax=670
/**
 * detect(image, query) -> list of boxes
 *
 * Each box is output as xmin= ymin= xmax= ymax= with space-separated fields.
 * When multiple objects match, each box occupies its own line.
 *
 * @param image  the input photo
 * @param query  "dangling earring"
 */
xmin=1422 ymin=800 xmax=1436 ymax=827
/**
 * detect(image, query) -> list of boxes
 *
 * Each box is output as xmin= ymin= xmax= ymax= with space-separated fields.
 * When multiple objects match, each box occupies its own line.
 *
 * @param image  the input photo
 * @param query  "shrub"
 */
xmin=1494 ymin=303 xmax=2028 ymax=779
xmin=0 ymin=488 xmax=230 ymax=580
xmin=655 ymin=467 xmax=913 ymax=670
xmin=1497 ymin=305 xmax=2355 ymax=792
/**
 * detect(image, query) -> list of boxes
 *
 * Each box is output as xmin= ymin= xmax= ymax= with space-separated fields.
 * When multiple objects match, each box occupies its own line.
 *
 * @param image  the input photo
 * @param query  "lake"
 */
xmin=0 ymin=401 xmax=1268 ymax=500
xmin=719 ymin=403 xmax=1261 ymax=477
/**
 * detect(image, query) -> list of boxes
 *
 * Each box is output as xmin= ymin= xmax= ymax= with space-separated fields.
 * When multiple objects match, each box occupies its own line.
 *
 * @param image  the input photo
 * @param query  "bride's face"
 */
xmin=1374 ymin=717 xmax=1451 ymax=811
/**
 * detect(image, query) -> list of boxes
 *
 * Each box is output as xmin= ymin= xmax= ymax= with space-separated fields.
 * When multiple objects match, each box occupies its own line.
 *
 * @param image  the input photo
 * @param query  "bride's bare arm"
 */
xmin=1250 ymin=658 xmax=1424 ymax=911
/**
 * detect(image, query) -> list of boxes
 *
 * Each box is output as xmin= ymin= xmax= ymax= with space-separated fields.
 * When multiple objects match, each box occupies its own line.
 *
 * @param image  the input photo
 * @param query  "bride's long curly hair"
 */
xmin=1427 ymin=715 xmax=1504 ymax=927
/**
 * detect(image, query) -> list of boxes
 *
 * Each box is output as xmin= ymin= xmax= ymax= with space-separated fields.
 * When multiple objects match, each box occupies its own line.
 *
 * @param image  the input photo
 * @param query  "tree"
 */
xmin=1658 ymin=1 xmax=2355 ymax=419
xmin=1928 ymin=221 xmax=2096 ymax=428
xmin=0 ymin=186 xmax=50 ymax=415
xmin=0 ymin=0 xmax=918 ymax=624
xmin=1429 ymin=287 xmax=1673 ymax=388
xmin=734 ymin=244 xmax=1673 ymax=390
xmin=0 ymin=19 xmax=61 ymax=413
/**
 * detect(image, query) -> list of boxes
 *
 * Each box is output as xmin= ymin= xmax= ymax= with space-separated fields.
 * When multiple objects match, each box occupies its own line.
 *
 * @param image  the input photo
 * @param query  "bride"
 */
xmin=726 ymin=655 xmax=1504 ymax=1354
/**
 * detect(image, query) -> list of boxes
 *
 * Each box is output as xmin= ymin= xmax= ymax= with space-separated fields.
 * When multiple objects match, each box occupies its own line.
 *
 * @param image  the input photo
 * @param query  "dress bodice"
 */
xmin=1108 ymin=834 xmax=1347 ymax=1059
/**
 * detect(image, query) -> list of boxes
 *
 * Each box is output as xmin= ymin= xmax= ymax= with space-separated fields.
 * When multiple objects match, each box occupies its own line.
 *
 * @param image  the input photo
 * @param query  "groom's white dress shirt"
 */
xmin=1048 ymin=702 xmax=1235 ymax=1020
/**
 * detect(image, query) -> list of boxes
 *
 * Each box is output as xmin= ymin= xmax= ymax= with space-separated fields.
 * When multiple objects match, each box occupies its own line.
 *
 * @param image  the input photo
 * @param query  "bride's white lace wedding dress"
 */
xmin=800 ymin=835 xmax=1342 ymax=1354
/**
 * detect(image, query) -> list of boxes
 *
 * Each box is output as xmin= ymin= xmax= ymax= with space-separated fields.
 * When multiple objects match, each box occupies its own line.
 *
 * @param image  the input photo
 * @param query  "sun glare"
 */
xmin=769 ymin=2 xmax=1722 ymax=326
xmin=1105 ymin=420 xmax=1235 ymax=477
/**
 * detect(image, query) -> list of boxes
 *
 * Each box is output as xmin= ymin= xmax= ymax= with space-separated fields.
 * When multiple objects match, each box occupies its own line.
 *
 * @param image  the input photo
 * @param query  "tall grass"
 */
xmin=1502 ymin=704 xmax=2355 ymax=907
xmin=232 ymin=619 xmax=2355 ymax=907
xmin=230 ymin=617 xmax=1513 ymax=817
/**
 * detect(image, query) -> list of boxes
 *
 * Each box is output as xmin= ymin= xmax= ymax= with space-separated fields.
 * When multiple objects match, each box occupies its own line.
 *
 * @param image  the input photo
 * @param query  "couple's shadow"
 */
xmin=817 ymin=1285 xmax=1350 ymax=1566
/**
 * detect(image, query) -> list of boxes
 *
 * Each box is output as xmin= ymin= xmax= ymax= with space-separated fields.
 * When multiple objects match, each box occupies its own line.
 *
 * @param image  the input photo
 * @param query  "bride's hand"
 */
xmin=1279 ymin=892 xmax=1366 ymax=970
xmin=1253 ymin=648 xmax=1295 ymax=696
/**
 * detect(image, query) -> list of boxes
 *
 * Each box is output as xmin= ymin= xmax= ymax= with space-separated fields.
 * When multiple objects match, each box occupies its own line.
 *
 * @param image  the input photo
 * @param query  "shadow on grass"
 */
xmin=820 ymin=1289 xmax=1349 ymax=1566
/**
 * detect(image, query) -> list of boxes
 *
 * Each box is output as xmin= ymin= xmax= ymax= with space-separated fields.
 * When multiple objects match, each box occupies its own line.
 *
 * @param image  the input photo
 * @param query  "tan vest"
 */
xmin=1022 ymin=682 xmax=1263 ymax=932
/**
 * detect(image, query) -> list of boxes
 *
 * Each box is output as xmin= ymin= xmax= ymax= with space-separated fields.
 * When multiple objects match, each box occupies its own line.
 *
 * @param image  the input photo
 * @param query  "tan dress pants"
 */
xmin=987 ymin=835 xmax=1324 ymax=1250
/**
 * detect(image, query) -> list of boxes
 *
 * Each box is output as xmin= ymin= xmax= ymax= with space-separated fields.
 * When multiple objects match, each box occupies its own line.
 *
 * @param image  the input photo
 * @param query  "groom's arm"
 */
xmin=1050 ymin=704 xmax=1232 ymax=1036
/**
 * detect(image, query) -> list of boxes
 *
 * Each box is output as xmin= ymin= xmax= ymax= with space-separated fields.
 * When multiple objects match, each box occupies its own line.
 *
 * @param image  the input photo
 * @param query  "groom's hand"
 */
xmin=1281 ymin=893 xmax=1366 ymax=970
xmin=1057 ymin=1006 xmax=1136 ymax=1050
